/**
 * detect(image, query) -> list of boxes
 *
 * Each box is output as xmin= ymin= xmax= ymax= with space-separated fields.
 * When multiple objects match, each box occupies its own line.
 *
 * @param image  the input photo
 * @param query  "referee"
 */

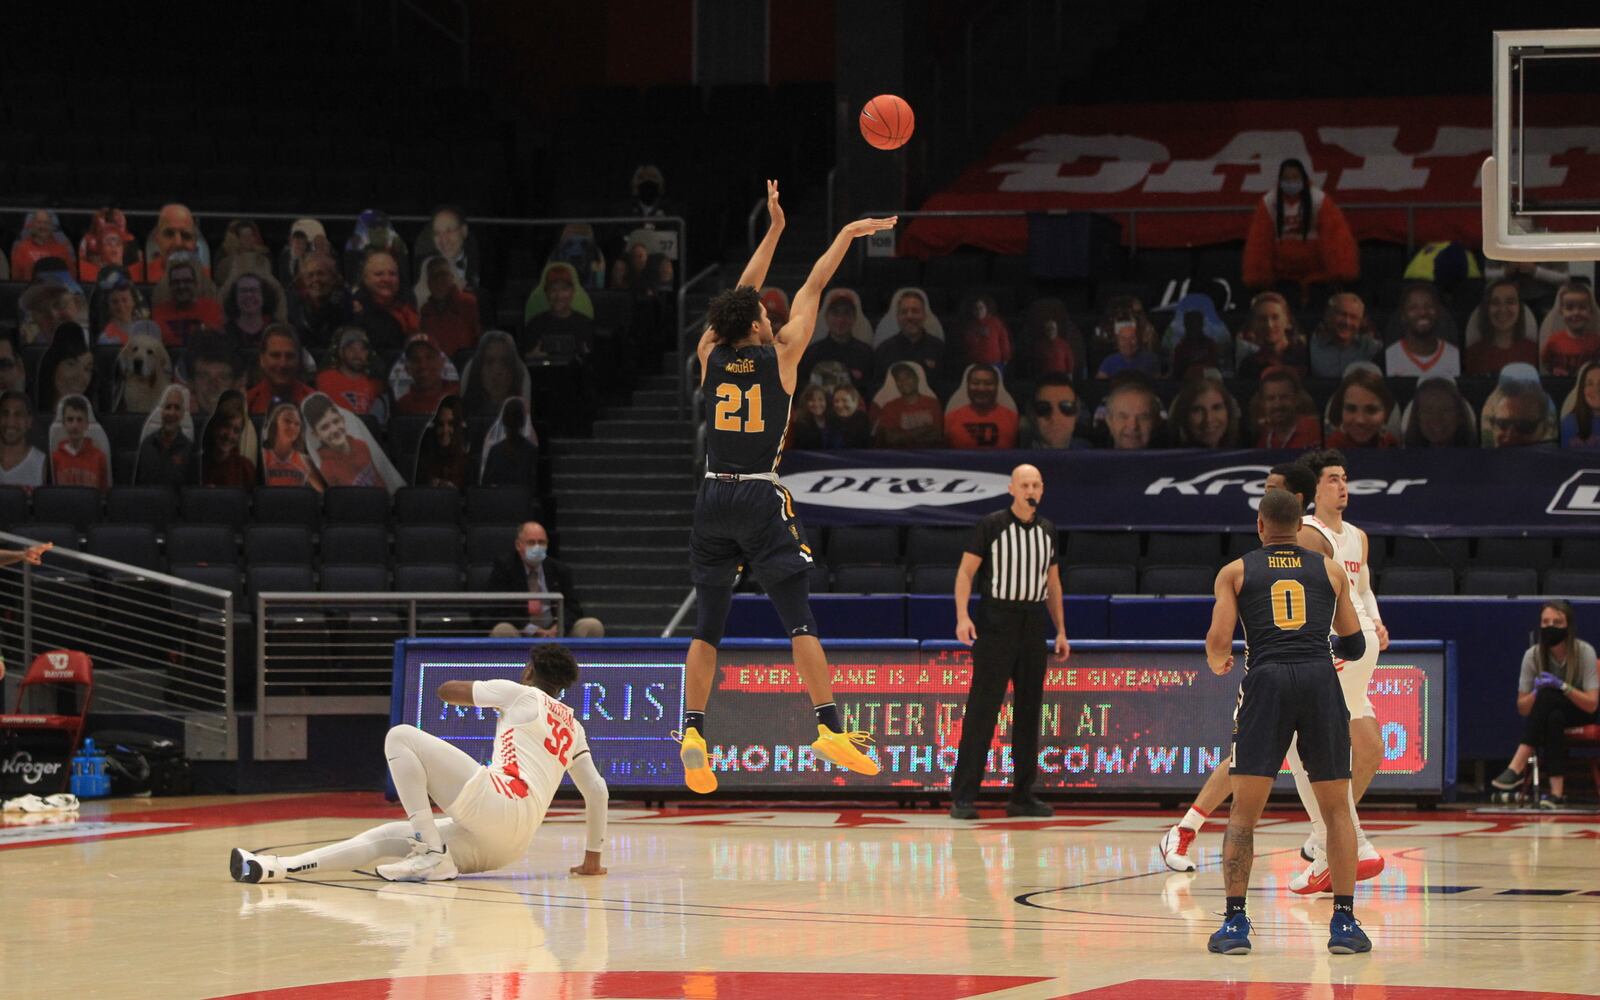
xmin=949 ymin=463 xmax=1069 ymax=819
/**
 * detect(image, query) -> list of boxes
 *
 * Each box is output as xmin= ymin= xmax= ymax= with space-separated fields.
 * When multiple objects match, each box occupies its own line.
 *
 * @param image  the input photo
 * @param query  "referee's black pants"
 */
xmin=950 ymin=601 xmax=1048 ymax=804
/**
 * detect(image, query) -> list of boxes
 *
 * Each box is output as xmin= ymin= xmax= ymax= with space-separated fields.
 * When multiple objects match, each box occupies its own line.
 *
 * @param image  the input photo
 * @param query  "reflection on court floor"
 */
xmin=4 ymin=796 xmax=1598 ymax=1000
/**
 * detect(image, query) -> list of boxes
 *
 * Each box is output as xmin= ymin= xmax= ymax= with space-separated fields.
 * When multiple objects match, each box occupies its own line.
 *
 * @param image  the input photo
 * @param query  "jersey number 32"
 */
xmin=714 ymin=383 xmax=766 ymax=433
xmin=544 ymin=712 xmax=573 ymax=765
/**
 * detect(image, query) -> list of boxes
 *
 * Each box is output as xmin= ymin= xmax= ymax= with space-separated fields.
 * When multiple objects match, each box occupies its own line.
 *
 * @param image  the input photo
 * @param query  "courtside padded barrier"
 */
xmin=390 ymin=637 xmax=1455 ymax=800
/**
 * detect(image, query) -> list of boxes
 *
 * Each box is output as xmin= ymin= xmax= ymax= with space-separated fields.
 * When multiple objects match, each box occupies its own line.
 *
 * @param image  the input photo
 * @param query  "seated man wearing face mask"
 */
xmin=488 ymin=521 xmax=605 ymax=638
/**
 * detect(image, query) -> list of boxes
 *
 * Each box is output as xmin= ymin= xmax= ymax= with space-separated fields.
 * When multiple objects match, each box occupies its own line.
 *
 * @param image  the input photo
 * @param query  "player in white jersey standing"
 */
xmin=229 ymin=644 xmax=609 ymax=884
xmin=1288 ymin=448 xmax=1387 ymax=893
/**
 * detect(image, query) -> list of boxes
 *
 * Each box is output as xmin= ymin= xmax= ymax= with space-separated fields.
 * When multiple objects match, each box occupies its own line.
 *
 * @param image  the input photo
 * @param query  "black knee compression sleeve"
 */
xmin=693 ymin=584 xmax=734 ymax=647
xmin=765 ymin=571 xmax=818 ymax=639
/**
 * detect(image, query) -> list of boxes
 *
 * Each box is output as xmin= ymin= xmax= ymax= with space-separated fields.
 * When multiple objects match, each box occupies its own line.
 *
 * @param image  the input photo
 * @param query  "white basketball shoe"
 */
xmin=376 ymin=840 xmax=458 ymax=883
xmin=230 ymin=847 xmax=286 ymax=884
xmin=1160 ymin=824 xmax=1198 ymax=872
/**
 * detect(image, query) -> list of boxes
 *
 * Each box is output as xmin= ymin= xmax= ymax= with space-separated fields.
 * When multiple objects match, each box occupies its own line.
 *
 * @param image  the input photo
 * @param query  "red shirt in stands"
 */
xmin=874 ymin=394 xmax=944 ymax=447
xmin=316 ymin=370 xmax=385 ymax=416
xmin=152 ymin=298 xmax=225 ymax=348
xmin=1464 ymin=338 xmax=1539 ymax=377
xmin=51 ymin=439 xmax=111 ymax=491
xmin=11 ymin=239 xmax=75 ymax=281
xmin=203 ymin=452 xmax=256 ymax=488
xmin=393 ymin=381 xmax=461 ymax=417
xmin=944 ymin=405 xmax=1018 ymax=449
xmin=1326 ymin=428 xmax=1399 ymax=449
xmin=1033 ymin=337 xmax=1074 ymax=375
xmin=316 ymin=438 xmax=381 ymax=487
xmin=1255 ymin=414 xmax=1322 ymax=449
xmin=420 ymin=291 xmax=481 ymax=358
xmin=262 ymin=449 xmax=320 ymax=489
xmin=246 ymin=380 xmax=313 ymax=416
xmin=1541 ymin=329 xmax=1600 ymax=377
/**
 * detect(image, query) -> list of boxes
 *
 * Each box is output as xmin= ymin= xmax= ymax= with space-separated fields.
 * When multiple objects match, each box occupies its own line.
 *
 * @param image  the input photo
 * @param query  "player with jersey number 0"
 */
xmin=228 ymin=644 xmax=608 ymax=884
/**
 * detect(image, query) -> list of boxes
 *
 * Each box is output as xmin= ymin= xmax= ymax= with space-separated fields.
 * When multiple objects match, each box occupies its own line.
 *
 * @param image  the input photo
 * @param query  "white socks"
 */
xmin=1179 ymin=807 xmax=1208 ymax=832
xmin=1287 ymin=737 xmax=1368 ymax=854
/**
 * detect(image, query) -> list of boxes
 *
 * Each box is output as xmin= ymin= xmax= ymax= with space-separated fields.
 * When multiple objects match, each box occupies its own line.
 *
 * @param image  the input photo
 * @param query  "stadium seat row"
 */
xmin=0 ymin=485 xmax=536 ymax=534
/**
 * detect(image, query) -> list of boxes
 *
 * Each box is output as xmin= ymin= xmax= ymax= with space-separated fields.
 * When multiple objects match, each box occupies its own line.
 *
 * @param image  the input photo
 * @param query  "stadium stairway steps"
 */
xmin=547 ymin=352 xmax=698 ymax=637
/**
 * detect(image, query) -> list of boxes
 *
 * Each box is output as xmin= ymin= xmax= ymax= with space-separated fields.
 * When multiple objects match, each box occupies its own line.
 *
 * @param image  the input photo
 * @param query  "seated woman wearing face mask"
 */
xmin=1489 ymin=600 xmax=1600 ymax=808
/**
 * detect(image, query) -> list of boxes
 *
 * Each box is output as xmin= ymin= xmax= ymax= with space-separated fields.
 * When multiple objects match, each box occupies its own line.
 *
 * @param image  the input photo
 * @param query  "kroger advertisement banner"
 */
xmin=901 ymin=96 xmax=1600 ymax=256
xmin=778 ymin=448 xmax=1600 ymax=536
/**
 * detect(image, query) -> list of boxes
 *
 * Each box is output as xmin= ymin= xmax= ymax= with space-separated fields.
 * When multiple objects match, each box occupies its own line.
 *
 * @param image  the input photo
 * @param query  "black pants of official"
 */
xmin=950 ymin=601 xmax=1048 ymax=804
xmin=1522 ymin=687 xmax=1593 ymax=776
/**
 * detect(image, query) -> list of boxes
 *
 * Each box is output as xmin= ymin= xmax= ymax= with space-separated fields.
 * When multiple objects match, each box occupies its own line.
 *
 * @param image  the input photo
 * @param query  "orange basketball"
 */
xmin=859 ymin=94 xmax=915 ymax=150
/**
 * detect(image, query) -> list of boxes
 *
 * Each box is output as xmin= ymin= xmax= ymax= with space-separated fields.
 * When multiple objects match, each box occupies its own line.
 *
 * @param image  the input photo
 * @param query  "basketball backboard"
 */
xmin=1483 ymin=29 xmax=1600 ymax=261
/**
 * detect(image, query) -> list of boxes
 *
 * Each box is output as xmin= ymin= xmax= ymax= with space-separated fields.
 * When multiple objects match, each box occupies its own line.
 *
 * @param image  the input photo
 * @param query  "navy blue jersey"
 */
xmin=703 ymin=343 xmax=792 ymax=475
xmin=1238 ymin=544 xmax=1337 ymax=665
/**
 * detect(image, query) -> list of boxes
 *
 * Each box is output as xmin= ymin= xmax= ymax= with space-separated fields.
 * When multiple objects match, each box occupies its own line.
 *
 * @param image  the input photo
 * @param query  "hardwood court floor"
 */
xmin=4 ymin=794 xmax=1599 ymax=999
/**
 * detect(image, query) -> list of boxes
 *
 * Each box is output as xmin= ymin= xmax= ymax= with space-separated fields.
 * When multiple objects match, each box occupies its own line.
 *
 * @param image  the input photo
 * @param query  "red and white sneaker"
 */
xmin=1356 ymin=841 xmax=1385 ymax=881
xmin=1291 ymin=843 xmax=1384 ymax=895
xmin=1160 ymin=824 xmax=1198 ymax=872
xmin=1290 ymin=857 xmax=1332 ymax=895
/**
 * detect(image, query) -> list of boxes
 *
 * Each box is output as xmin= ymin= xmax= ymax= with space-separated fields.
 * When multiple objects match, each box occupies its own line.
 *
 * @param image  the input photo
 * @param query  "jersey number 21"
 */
xmin=714 ymin=383 xmax=766 ymax=433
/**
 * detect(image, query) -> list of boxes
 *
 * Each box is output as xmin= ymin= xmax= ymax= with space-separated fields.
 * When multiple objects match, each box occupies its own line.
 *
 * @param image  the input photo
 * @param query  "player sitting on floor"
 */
xmin=229 ymin=644 xmax=608 ymax=883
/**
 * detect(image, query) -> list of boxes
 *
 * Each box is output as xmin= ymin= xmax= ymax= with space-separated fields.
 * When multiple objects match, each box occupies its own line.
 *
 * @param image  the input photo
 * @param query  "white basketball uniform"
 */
xmin=445 ymin=679 xmax=592 ymax=873
xmin=1302 ymin=514 xmax=1380 ymax=719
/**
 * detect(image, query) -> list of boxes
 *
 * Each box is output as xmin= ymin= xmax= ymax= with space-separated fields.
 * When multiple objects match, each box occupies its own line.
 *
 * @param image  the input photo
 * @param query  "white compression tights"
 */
xmin=277 ymin=726 xmax=481 ymax=873
xmin=1286 ymin=735 xmax=1370 ymax=853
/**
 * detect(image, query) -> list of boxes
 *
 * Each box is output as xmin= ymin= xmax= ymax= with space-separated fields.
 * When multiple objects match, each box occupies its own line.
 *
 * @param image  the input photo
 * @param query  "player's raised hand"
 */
xmin=841 ymin=216 xmax=898 ymax=240
xmin=766 ymin=179 xmax=785 ymax=230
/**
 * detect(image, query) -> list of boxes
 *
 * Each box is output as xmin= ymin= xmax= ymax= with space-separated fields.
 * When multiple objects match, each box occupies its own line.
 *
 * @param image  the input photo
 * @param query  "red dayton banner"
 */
xmin=901 ymin=96 xmax=1600 ymax=256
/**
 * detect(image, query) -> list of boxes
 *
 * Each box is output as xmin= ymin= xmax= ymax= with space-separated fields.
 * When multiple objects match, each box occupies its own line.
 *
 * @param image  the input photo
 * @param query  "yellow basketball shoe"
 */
xmin=811 ymin=725 xmax=880 ymax=776
xmin=675 ymin=727 xmax=718 ymax=794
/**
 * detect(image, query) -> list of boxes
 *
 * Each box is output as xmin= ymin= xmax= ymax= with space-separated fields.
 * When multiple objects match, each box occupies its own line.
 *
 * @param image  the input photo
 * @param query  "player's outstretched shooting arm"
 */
xmin=775 ymin=215 xmax=899 ymax=368
xmin=1206 ymin=560 xmax=1243 ymax=675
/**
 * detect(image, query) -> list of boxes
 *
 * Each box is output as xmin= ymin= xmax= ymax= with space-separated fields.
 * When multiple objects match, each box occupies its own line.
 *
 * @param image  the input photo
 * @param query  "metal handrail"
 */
xmin=0 ymin=529 xmax=235 ymax=759
xmin=676 ymin=263 xmax=721 ymax=420
xmin=254 ymin=590 xmax=564 ymax=704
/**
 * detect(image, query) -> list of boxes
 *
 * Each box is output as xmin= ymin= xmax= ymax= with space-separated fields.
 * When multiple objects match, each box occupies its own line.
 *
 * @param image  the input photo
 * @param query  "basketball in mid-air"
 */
xmin=859 ymin=94 xmax=914 ymax=150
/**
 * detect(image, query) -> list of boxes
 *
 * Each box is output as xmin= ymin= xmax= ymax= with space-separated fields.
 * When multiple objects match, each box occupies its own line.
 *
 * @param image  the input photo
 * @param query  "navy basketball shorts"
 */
xmin=689 ymin=479 xmax=817 ymax=589
xmin=1230 ymin=658 xmax=1352 ymax=782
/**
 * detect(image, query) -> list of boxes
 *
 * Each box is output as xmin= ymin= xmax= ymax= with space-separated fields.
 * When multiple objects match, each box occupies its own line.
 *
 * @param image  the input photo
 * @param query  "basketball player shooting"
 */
xmin=229 ymin=644 xmax=608 ymax=884
xmin=676 ymin=180 xmax=897 ymax=793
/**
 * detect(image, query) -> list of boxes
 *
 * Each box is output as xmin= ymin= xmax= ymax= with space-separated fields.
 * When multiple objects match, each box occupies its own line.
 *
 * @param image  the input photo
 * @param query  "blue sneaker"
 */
xmin=1328 ymin=911 xmax=1371 ymax=954
xmin=1208 ymin=912 xmax=1252 ymax=954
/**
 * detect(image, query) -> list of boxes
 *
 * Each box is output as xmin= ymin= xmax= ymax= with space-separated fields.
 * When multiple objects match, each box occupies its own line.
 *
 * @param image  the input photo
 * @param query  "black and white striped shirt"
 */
xmin=965 ymin=508 xmax=1059 ymax=603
